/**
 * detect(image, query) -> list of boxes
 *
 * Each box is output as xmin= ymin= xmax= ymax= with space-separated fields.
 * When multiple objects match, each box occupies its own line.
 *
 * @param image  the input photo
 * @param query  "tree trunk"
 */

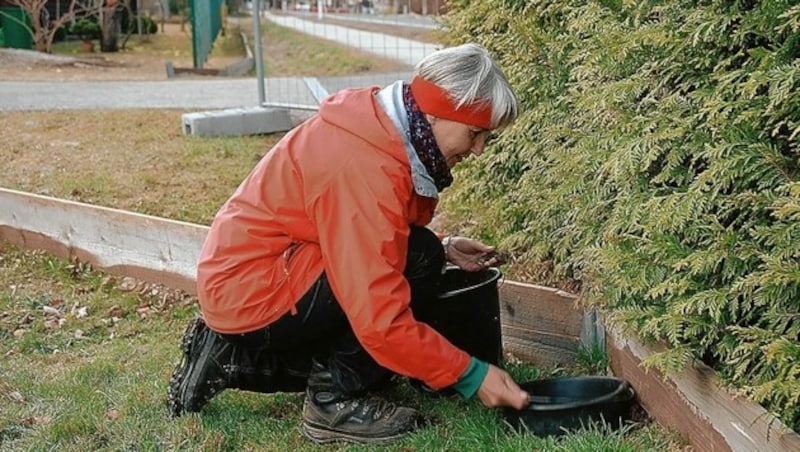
xmin=100 ymin=4 xmax=120 ymax=52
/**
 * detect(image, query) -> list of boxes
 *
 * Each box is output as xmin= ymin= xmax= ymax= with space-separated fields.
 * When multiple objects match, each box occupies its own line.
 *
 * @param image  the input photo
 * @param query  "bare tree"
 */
xmin=2 ymin=0 xmax=90 ymax=52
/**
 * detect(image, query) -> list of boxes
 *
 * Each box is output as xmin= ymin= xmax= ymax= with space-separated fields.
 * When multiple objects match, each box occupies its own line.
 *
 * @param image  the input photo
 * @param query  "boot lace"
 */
xmin=355 ymin=396 xmax=397 ymax=420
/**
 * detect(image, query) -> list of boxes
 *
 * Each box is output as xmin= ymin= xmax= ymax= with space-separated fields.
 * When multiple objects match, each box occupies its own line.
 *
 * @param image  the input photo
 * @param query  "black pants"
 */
xmin=219 ymin=225 xmax=445 ymax=395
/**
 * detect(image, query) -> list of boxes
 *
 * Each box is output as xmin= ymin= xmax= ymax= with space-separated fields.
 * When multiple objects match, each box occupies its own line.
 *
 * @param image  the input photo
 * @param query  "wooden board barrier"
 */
xmin=608 ymin=329 xmax=800 ymax=452
xmin=2 ymin=187 xmax=799 ymax=451
xmin=498 ymin=280 xmax=595 ymax=366
xmin=0 ymin=188 xmax=205 ymax=294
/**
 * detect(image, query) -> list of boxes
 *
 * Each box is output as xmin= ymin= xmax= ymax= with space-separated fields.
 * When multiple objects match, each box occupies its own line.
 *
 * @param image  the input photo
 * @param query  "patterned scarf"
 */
xmin=403 ymin=83 xmax=453 ymax=192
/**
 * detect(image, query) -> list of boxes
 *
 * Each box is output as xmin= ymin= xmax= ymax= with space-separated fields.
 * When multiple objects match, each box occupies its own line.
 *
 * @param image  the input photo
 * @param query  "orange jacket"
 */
xmin=196 ymin=83 xmax=470 ymax=389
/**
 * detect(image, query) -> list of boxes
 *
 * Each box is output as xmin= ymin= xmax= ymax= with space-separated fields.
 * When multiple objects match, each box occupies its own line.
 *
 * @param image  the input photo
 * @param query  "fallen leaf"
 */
xmin=13 ymin=329 xmax=25 ymax=338
xmin=108 ymin=306 xmax=124 ymax=318
xmin=43 ymin=306 xmax=62 ymax=317
xmin=119 ymin=277 xmax=138 ymax=291
xmin=23 ymin=416 xmax=51 ymax=426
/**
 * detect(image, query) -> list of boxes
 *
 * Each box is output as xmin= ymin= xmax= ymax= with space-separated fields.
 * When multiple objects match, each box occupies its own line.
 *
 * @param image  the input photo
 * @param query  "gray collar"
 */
xmin=375 ymin=81 xmax=438 ymax=199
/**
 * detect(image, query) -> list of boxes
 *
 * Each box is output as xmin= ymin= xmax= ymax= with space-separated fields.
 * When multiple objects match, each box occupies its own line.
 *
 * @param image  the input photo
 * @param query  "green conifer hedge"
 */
xmin=439 ymin=0 xmax=799 ymax=430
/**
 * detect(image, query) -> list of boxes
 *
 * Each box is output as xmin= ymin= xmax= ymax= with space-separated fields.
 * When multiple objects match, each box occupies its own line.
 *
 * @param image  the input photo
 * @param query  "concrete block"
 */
xmin=182 ymin=107 xmax=294 ymax=137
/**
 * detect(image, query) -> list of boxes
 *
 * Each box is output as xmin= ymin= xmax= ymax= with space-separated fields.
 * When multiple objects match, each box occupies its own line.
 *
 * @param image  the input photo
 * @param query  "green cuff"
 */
xmin=452 ymin=357 xmax=489 ymax=399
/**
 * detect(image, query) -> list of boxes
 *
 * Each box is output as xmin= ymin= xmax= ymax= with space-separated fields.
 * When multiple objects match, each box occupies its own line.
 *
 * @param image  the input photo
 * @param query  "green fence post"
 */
xmin=190 ymin=0 xmax=224 ymax=68
xmin=0 ymin=7 xmax=33 ymax=50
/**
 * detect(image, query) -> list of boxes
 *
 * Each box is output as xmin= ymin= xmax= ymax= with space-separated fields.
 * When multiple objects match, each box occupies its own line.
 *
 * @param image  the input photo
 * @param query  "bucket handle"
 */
xmin=527 ymin=380 xmax=633 ymax=412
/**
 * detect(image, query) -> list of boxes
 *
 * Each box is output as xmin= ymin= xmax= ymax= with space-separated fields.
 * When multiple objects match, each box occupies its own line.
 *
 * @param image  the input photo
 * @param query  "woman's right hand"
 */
xmin=475 ymin=364 xmax=529 ymax=410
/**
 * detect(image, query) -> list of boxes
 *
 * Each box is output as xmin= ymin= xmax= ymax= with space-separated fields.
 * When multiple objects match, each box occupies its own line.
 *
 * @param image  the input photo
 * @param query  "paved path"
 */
xmin=0 ymin=78 xmax=316 ymax=111
xmin=307 ymin=12 xmax=440 ymax=29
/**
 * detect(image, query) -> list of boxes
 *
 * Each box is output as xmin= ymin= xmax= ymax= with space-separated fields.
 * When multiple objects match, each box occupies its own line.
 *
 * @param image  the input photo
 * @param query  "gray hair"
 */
xmin=414 ymin=43 xmax=518 ymax=129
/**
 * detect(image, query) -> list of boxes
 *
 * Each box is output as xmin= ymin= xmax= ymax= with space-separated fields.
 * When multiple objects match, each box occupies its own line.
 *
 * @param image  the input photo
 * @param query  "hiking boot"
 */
xmin=167 ymin=317 xmax=232 ymax=417
xmin=301 ymin=361 xmax=418 ymax=444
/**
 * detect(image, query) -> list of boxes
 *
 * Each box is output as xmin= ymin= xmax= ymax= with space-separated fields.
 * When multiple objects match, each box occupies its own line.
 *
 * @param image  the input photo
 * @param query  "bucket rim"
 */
xmin=438 ymin=267 xmax=502 ymax=299
xmin=520 ymin=376 xmax=633 ymax=412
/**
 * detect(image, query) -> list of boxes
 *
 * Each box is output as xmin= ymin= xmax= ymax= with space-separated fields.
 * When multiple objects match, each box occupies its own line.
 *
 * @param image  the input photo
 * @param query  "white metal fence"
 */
xmin=249 ymin=5 xmax=442 ymax=110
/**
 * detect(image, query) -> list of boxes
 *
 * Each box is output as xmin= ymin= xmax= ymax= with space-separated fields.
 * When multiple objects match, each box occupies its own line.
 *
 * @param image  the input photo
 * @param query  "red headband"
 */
xmin=409 ymin=76 xmax=493 ymax=129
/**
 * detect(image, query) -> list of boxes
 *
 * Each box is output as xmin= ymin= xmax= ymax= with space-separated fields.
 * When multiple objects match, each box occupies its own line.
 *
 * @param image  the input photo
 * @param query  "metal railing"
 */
xmin=250 ymin=5 xmax=442 ymax=110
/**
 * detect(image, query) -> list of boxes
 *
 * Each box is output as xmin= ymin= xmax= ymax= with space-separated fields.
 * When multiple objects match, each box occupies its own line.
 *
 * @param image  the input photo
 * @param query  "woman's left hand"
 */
xmin=444 ymin=236 xmax=501 ymax=272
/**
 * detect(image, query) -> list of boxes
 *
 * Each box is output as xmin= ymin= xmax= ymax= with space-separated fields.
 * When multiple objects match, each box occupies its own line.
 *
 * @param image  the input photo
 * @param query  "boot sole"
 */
xmin=301 ymin=422 xmax=409 ymax=445
xmin=167 ymin=317 xmax=204 ymax=417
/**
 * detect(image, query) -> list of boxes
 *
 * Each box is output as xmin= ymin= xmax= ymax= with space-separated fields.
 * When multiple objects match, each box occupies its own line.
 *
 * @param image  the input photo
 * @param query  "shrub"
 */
xmin=53 ymin=23 xmax=67 ymax=42
xmin=168 ymin=0 xmax=190 ymax=17
xmin=68 ymin=18 xmax=101 ymax=41
xmin=440 ymin=0 xmax=800 ymax=431
xmin=125 ymin=15 xmax=158 ymax=34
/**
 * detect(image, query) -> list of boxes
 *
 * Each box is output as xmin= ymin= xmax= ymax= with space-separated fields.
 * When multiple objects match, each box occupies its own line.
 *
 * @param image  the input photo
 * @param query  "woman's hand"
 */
xmin=444 ymin=236 xmax=503 ymax=271
xmin=475 ymin=364 xmax=529 ymax=410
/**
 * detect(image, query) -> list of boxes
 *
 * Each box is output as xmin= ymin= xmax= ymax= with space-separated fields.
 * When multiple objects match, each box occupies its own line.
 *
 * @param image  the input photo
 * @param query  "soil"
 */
xmin=0 ymin=18 xmax=439 ymax=82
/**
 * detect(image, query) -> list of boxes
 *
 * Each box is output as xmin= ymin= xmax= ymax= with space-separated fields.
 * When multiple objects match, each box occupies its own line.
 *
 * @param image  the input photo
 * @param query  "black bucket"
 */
xmin=503 ymin=376 xmax=636 ymax=436
xmin=413 ymin=267 xmax=503 ymax=365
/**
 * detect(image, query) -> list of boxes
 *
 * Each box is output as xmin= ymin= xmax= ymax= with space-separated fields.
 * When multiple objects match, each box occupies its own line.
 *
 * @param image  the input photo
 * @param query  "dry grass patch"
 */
xmin=1 ymin=110 xmax=278 ymax=224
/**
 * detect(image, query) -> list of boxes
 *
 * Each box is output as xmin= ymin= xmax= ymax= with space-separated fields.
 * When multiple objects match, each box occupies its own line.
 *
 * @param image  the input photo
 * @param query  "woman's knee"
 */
xmin=406 ymin=226 xmax=445 ymax=278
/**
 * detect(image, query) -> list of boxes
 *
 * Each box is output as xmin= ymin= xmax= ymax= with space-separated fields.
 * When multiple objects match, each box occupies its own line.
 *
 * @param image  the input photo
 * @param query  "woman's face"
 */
xmin=425 ymin=115 xmax=493 ymax=168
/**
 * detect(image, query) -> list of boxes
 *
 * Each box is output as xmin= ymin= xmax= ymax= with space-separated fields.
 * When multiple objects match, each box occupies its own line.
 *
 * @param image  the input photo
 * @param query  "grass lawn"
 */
xmin=0 ymin=16 xmax=688 ymax=452
xmin=0 ymin=245 xmax=682 ymax=450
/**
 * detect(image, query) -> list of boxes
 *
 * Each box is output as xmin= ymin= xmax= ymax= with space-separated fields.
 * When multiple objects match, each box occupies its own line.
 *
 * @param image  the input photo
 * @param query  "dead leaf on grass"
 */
xmin=108 ymin=305 xmax=124 ymax=318
xmin=42 ymin=306 xmax=63 ymax=317
xmin=70 ymin=303 xmax=88 ymax=318
xmin=0 ymin=378 xmax=26 ymax=403
xmin=23 ymin=416 xmax=51 ymax=426
xmin=19 ymin=312 xmax=33 ymax=325
xmin=106 ymin=409 xmax=120 ymax=421
xmin=43 ymin=318 xmax=66 ymax=329
xmin=119 ymin=277 xmax=139 ymax=292
xmin=136 ymin=305 xmax=152 ymax=318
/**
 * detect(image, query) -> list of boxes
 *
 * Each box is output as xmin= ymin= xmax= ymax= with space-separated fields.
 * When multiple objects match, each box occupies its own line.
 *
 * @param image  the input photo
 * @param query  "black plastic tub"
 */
xmin=413 ymin=267 xmax=503 ymax=365
xmin=503 ymin=376 xmax=636 ymax=437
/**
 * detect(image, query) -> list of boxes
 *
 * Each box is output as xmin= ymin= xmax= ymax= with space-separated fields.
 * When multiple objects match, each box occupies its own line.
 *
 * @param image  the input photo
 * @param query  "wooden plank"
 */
xmin=609 ymin=329 xmax=800 ymax=452
xmin=502 ymin=329 xmax=580 ymax=366
xmin=499 ymin=280 xmax=583 ymax=338
xmin=0 ymin=188 xmax=206 ymax=294
xmin=498 ymin=280 xmax=596 ymax=367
